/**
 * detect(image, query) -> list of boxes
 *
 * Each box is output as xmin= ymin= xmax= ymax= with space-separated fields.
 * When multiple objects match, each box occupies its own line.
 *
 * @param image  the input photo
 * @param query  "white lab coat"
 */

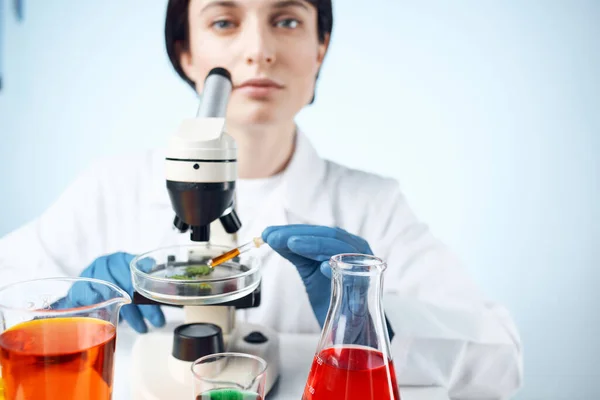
xmin=0 ymin=132 xmax=522 ymax=399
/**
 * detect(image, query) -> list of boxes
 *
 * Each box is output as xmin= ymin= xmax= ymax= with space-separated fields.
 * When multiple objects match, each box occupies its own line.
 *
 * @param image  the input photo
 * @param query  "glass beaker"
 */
xmin=192 ymin=352 xmax=267 ymax=400
xmin=0 ymin=277 xmax=131 ymax=400
xmin=302 ymin=254 xmax=400 ymax=400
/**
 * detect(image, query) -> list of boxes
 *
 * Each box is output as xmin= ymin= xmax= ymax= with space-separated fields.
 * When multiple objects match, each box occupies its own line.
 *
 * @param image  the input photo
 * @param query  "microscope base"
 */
xmin=130 ymin=322 xmax=280 ymax=399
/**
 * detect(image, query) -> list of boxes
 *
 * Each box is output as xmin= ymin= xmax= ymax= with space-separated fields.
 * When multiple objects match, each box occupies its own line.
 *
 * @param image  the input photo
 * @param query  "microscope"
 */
xmin=129 ymin=68 xmax=280 ymax=399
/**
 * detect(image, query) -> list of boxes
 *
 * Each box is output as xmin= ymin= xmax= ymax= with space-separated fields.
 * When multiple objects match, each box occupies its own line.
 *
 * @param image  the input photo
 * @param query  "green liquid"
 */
xmin=197 ymin=388 xmax=261 ymax=400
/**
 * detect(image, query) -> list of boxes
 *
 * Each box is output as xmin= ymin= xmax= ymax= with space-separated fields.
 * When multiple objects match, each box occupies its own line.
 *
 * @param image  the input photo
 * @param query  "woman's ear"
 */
xmin=178 ymin=43 xmax=198 ymax=84
xmin=316 ymin=33 xmax=331 ymax=68
xmin=309 ymin=34 xmax=330 ymax=105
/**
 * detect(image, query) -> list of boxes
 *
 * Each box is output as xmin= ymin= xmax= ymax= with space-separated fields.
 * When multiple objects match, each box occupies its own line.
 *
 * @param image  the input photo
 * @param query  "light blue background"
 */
xmin=1 ymin=1 xmax=598 ymax=399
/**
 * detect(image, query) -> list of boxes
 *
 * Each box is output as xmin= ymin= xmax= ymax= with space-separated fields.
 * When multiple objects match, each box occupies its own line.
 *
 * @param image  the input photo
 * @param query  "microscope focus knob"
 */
xmin=172 ymin=323 xmax=225 ymax=362
xmin=173 ymin=216 xmax=189 ymax=233
xmin=220 ymin=209 xmax=242 ymax=234
xmin=243 ymin=331 xmax=269 ymax=344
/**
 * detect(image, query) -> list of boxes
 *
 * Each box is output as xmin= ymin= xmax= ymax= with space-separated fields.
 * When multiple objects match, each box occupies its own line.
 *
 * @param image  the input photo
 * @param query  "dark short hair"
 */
xmin=165 ymin=0 xmax=333 ymax=89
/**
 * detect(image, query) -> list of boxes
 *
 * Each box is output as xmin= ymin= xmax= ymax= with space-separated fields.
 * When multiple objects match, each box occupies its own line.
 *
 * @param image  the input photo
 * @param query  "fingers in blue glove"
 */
xmin=81 ymin=252 xmax=165 ymax=334
xmin=82 ymin=253 xmax=133 ymax=290
xmin=263 ymin=225 xmax=373 ymax=255
xmin=138 ymin=305 xmax=165 ymax=328
xmin=287 ymin=236 xmax=359 ymax=280
xmin=120 ymin=304 xmax=150 ymax=334
xmin=116 ymin=304 xmax=164 ymax=334
xmin=287 ymin=236 xmax=362 ymax=261
xmin=319 ymin=261 xmax=332 ymax=279
xmin=263 ymin=226 xmax=373 ymax=283
xmin=263 ymin=225 xmax=375 ymax=328
xmin=261 ymin=228 xmax=314 ymax=268
xmin=63 ymin=281 xmax=109 ymax=308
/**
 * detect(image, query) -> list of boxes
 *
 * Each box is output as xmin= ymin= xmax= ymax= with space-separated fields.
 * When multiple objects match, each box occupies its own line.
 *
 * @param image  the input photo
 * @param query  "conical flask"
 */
xmin=302 ymin=254 xmax=400 ymax=400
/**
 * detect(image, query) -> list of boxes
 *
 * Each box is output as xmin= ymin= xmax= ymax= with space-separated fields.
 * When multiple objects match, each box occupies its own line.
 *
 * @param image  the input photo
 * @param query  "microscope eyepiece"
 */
xmin=166 ymin=67 xmax=239 ymax=243
xmin=197 ymin=67 xmax=233 ymax=119
xmin=206 ymin=67 xmax=231 ymax=82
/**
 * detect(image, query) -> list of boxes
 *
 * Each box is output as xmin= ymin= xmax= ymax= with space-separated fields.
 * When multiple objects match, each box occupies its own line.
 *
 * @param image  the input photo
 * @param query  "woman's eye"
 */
xmin=212 ymin=20 xmax=235 ymax=30
xmin=275 ymin=18 xmax=300 ymax=29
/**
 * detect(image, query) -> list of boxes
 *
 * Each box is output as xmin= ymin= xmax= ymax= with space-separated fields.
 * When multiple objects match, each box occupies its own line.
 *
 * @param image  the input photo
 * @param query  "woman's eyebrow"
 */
xmin=200 ymin=0 xmax=240 ymax=14
xmin=272 ymin=0 xmax=310 ymax=12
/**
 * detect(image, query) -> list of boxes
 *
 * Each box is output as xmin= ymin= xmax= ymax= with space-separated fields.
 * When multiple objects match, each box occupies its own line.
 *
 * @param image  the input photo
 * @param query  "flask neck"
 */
xmin=318 ymin=254 xmax=391 ymax=359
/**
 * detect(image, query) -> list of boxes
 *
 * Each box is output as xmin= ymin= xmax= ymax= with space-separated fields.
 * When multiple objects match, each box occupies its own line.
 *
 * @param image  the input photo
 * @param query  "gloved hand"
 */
xmin=262 ymin=225 xmax=373 ymax=327
xmin=79 ymin=252 xmax=165 ymax=333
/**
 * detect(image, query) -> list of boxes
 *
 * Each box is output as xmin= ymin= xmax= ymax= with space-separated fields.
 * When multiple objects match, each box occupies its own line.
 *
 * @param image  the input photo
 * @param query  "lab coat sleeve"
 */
xmin=0 ymin=162 xmax=107 ymax=286
xmin=368 ymin=180 xmax=523 ymax=399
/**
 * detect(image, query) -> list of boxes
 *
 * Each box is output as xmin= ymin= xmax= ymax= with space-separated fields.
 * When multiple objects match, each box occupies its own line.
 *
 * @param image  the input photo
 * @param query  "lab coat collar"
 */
xmin=149 ymin=130 xmax=334 ymax=227
xmin=279 ymin=130 xmax=335 ymax=226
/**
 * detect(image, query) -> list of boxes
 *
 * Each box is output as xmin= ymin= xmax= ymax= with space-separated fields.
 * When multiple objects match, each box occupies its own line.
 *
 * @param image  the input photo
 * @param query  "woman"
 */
xmin=0 ymin=0 xmax=522 ymax=397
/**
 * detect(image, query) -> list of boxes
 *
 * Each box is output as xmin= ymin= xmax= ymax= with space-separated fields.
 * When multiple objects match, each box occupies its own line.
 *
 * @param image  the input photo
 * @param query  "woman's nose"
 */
xmin=246 ymin=53 xmax=274 ymax=65
xmin=242 ymin=25 xmax=276 ymax=66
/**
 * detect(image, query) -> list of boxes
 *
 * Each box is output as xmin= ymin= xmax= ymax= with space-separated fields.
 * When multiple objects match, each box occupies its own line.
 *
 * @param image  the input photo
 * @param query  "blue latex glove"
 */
xmin=262 ymin=225 xmax=373 ymax=327
xmin=78 ymin=252 xmax=165 ymax=333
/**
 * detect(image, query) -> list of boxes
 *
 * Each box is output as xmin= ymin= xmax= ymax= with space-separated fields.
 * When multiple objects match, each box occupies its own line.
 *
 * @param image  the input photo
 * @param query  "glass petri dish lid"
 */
xmin=130 ymin=244 xmax=260 ymax=306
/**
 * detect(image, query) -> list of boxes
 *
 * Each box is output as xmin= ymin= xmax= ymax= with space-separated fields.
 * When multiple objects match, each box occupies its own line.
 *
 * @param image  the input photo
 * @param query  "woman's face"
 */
xmin=181 ymin=0 xmax=329 ymax=129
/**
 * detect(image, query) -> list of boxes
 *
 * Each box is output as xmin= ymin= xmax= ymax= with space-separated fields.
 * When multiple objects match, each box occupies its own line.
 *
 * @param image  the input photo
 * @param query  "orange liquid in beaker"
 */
xmin=302 ymin=346 xmax=401 ymax=400
xmin=0 ymin=317 xmax=116 ymax=400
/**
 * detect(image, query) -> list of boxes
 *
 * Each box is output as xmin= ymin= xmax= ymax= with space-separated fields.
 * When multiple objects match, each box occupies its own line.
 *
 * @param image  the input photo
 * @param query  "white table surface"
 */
xmin=114 ymin=324 xmax=449 ymax=400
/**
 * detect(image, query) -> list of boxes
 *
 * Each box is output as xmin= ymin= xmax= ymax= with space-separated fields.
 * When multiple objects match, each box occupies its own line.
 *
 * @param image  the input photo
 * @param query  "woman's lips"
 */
xmin=235 ymin=78 xmax=284 ymax=98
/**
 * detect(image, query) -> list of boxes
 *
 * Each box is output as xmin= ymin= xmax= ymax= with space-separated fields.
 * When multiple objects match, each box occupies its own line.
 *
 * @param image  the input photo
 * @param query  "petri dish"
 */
xmin=130 ymin=244 xmax=260 ymax=306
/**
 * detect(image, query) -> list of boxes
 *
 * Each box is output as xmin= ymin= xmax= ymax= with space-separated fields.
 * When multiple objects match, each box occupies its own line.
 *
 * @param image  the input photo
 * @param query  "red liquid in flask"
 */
xmin=302 ymin=346 xmax=400 ymax=400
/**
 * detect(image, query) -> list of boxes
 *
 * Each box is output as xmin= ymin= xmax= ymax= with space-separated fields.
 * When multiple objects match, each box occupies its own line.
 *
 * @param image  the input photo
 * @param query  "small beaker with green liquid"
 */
xmin=192 ymin=353 xmax=266 ymax=400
